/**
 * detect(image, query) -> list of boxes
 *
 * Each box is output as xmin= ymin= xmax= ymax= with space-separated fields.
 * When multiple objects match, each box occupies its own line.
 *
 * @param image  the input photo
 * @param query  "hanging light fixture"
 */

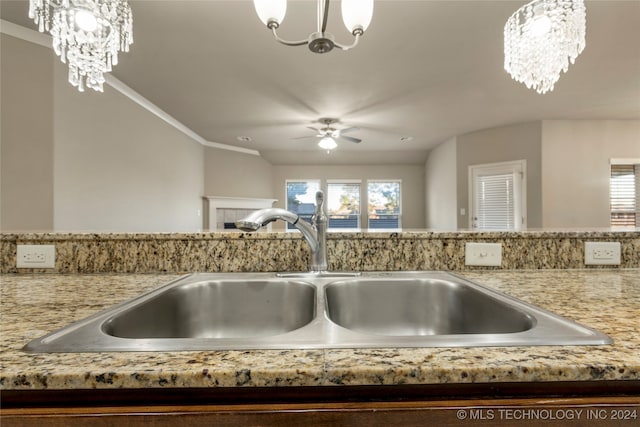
xmin=28 ymin=0 xmax=133 ymax=92
xmin=504 ymin=0 xmax=586 ymax=94
xmin=253 ymin=0 xmax=373 ymax=54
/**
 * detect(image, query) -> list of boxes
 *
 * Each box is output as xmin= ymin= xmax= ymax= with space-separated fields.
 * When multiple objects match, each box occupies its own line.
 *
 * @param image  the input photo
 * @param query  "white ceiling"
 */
xmin=2 ymin=0 xmax=639 ymax=165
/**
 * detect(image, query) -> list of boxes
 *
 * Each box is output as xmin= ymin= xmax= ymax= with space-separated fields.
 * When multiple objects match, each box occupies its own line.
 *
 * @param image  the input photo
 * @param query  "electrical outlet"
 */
xmin=16 ymin=245 xmax=56 ymax=268
xmin=465 ymin=242 xmax=502 ymax=267
xmin=585 ymin=242 xmax=621 ymax=265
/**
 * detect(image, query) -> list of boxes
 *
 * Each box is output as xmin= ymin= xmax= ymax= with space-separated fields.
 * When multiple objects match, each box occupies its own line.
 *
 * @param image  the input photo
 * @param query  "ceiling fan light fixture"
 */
xmin=504 ymin=0 xmax=586 ymax=94
xmin=318 ymin=136 xmax=337 ymax=150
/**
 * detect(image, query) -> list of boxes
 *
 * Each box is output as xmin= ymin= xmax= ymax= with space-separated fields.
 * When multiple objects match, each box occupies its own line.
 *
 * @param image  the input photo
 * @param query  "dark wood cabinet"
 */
xmin=3 ymin=383 xmax=639 ymax=427
xmin=3 ymin=397 xmax=640 ymax=427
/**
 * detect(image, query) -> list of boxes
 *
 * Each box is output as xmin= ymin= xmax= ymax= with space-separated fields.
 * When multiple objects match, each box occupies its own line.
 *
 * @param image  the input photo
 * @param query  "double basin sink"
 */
xmin=23 ymin=272 xmax=611 ymax=352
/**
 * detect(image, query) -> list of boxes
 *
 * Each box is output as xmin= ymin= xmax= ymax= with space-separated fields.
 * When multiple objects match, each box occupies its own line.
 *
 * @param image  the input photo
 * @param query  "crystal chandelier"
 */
xmin=504 ymin=0 xmax=586 ymax=94
xmin=28 ymin=0 xmax=133 ymax=92
xmin=253 ymin=0 xmax=374 ymax=54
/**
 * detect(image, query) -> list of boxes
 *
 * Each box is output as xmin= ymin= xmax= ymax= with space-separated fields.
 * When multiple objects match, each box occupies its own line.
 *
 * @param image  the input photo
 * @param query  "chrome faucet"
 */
xmin=236 ymin=191 xmax=328 ymax=272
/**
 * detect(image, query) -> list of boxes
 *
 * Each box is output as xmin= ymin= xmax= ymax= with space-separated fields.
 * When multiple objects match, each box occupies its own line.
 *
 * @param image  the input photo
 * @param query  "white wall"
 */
xmin=424 ymin=137 xmax=457 ymax=230
xmin=53 ymin=61 xmax=205 ymax=232
xmin=1 ymin=35 xmax=205 ymax=232
xmin=1 ymin=35 xmax=54 ymax=231
xmin=455 ymin=122 xmax=543 ymax=229
xmin=204 ymin=148 xmax=274 ymax=199
xmin=541 ymin=120 xmax=640 ymax=227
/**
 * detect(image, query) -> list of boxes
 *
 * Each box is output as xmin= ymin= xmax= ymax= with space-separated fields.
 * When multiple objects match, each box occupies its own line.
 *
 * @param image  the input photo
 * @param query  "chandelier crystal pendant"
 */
xmin=28 ymin=0 xmax=133 ymax=92
xmin=253 ymin=0 xmax=373 ymax=54
xmin=504 ymin=0 xmax=586 ymax=94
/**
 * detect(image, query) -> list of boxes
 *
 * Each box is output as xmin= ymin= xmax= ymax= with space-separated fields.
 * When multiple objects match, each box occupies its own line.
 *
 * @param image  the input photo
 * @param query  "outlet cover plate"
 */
xmin=16 ymin=244 xmax=56 ymax=268
xmin=465 ymin=242 xmax=502 ymax=267
xmin=585 ymin=242 xmax=621 ymax=265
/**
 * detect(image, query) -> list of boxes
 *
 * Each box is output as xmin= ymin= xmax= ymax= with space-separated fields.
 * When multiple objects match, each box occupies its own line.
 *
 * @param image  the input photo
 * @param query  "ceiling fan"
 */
xmin=292 ymin=118 xmax=361 ymax=150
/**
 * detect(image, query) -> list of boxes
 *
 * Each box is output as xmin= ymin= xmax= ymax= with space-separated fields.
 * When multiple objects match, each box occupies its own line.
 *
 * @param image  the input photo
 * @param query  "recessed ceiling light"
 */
xmin=400 ymin=136 xmax=414 ymax=142
xmin=236 ymin=136 xmax=252 ymax=142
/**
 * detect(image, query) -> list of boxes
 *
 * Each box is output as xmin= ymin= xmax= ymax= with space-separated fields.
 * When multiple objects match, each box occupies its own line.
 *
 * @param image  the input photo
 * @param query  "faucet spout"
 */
xmin=236 ymin=208 xmax=298 ymax=231
xmin=236 ymin=192 xmax=328 ymax=272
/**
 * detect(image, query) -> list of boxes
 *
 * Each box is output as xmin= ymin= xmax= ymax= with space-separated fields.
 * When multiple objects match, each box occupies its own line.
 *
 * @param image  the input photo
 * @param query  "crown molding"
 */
xmin=1 ymin=19 xmax=260 ymax=157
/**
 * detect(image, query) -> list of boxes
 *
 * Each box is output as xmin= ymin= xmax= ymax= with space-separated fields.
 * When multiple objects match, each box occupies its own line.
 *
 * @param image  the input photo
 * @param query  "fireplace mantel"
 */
xmin=203 ymin=196 xmax=278 ymax=231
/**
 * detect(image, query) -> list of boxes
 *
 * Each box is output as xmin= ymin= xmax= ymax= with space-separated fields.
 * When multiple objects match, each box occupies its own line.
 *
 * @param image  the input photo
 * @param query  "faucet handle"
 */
xmin=313 ymin=190 xmax=327 ymax=222
xmin=315 ymin=190 xmax=324 ymax=209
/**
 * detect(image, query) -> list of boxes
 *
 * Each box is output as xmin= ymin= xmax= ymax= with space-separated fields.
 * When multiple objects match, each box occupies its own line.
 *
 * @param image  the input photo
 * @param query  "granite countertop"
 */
xmin=1 ymin=270 xmax=639 ymax=390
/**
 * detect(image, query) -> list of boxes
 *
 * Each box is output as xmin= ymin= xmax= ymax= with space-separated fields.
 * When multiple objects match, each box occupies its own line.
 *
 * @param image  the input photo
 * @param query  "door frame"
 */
xmin=468 ymin=160 xmax=527 ymax=230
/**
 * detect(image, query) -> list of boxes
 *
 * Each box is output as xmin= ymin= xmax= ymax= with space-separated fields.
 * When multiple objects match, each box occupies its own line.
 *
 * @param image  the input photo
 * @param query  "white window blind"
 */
xmin=469 ymin=160 xmax=525 ymax=230
xmin=474 ymin=173 xmax=516 ymax=230
xmin=610 ymin=164 xmax=637 ymax=227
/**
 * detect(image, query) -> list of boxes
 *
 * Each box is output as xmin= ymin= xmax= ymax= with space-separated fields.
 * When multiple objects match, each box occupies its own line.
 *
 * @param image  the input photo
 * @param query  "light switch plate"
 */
xmin=465 ymin=242 xmax=502 ymax=267
xmin=585 ymin=242 xmax=621 ymax=265
xmin=16 ymin=244 xmax=56 ymax=268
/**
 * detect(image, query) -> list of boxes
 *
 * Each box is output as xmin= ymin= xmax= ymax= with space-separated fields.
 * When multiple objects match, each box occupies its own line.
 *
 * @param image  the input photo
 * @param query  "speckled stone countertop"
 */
xmin=3 ymin=229 xmax=640 ymax=273
xmin=1 ymin=270 xmax=639 ymax=390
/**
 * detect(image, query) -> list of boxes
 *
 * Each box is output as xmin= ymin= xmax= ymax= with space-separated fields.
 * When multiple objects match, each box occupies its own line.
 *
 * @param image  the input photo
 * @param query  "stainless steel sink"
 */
xmin=325 ymin=278 xmax=534 ymax=336
xmin=103 ymin=279 xmax=316 ymax=339
xmin=23 ymin=272 xmax=612 ymax=352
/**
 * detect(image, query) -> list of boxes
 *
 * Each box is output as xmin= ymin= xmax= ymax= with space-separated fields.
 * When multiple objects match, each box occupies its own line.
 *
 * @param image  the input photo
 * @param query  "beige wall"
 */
xmin=204 ymin=148 xmax=274 ymax=199
xmin=541 ymin=120 xmax=640 ymax=227
xmin=456 ymin=122 xmax=543 ymax=229
xmin=53 ymin=62 xmax=205 ymax=232
xmin=5 ymin=38 xmax=637 ymax=233
xmin=272 ymin=164 xmax=426 ymax=229
xmin=2 ymin=35 xmax=205 ymax=232
xmin=424 ymin=137 xmax=457 ymax=230
xmin=1 ymin=35 xmax=54 ymax=231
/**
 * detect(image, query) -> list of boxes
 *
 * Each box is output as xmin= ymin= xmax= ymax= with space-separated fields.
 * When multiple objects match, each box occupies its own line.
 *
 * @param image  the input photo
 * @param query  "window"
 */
xmin=610 ymin=162 xmax=639 ymax=227
xmin=285 ymin=180 xmax=321 ymax=230
xmin=469 ymin=160 xmax=526 ymax=230
xmin=367 ymin=180 xmax=401 ymax=229
xmin=285 ymin=179 xmax=403 ymax=230
xmin=327 ymin=181 xmax=361 ymax=229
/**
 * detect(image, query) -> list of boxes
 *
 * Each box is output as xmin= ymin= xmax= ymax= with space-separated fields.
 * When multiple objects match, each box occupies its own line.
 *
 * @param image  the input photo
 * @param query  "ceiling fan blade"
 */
xmin=339 ymin=126 xmax=360 ymax=135
xmin=339 ymin=135 xmax=362 ymax=144
xmin=291 ymin=135 xmax=320 ymax=140
xmin=306 ymin=126 xmax=321 ymax=133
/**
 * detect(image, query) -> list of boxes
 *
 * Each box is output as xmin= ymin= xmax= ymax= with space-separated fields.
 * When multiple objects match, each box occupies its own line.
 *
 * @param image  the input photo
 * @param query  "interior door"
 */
xmin=469 ymin=160 xmax=526 ymax=230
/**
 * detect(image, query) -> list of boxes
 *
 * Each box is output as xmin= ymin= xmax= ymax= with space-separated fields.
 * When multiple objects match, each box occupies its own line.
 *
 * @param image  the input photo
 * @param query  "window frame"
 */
xmin=284 ymin=178 xmax=404 ymax=231
xmin=610 ymin=158 xmax=640 ymax=228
